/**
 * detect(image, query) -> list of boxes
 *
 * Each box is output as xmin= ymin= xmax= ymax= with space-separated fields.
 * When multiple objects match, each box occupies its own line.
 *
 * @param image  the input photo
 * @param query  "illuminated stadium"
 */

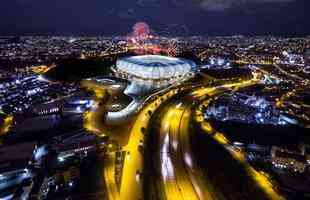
xmin=114 ymin=55 xmax=196 ymax=88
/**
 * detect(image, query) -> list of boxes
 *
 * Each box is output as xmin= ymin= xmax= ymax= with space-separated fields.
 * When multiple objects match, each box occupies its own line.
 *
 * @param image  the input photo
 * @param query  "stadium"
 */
xmin=114 ymin=55 xmax=196 ymax=88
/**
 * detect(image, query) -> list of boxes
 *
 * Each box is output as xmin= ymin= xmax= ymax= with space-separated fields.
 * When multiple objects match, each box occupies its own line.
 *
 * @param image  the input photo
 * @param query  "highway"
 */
xmin=119 ymin=88 xmax=181 ymax=200
xmin=83 ymin=75 xmax=287 ymax=200
xmin=150 ymin=80 xmax=258 ymax=200
xmin=159 ymin=104 xmax=199 ymax=200
xmin=157 ymin=101 xmax=217 ymax=200
xmin=83 ymin=78 xmax=186 ymax=200
xmin=116 ymin=79 xmax=257 ymax=200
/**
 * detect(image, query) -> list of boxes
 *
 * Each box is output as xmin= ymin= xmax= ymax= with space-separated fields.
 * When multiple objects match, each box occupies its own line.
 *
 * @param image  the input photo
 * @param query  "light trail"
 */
xmin=159 ymin=107 xmax=199 ymax=200
xmin=161 ymin=133 xmax=176 ymax=182
xmin=119 ymin=89 xmax=181 ymax=200
xmin=156 ymin=95 xmax=224 ymax=200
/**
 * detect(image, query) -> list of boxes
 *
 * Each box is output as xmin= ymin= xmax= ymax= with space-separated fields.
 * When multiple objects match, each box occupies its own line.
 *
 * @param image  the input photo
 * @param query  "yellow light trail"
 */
xmin=161 ymin=107 xmax=199 ymax=200
xmin=119 ymin=90 xmax=179 ymax=200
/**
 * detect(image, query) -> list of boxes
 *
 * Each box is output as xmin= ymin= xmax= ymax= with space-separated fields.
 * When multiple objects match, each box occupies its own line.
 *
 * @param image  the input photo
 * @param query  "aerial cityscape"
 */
xmin=1 ymin=0 xmax=310 ymax=200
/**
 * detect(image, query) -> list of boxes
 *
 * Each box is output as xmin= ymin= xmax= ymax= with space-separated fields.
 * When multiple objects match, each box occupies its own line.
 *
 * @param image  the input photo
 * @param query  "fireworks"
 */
xmin=128 ymin=22 xmax=160 ymax=55
xmin=132 ymin=22 xmax=150 ymax=39
xmin=167 ymin=39 xmax=179 ymax=57
xmin=127 ymin=22 xmax=180 ymax=56
xmin=128 ymin=22 xmax=150 ymax=46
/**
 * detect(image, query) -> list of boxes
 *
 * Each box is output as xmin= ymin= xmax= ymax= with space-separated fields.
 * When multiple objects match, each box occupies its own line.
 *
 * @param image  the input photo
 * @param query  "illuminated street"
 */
xmin=156 ymin=101 xmax=217 ymax=200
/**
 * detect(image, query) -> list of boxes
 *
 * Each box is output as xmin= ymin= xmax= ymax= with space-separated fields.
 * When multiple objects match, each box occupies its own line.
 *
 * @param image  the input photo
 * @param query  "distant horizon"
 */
xmin=1 ymin=33 xmax=310 ymax=38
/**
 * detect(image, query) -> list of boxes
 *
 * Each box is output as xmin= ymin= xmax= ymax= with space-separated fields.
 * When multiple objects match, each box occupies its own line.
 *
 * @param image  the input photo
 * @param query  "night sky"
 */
xmin=0 ymin=0 xmax=309 ymax=36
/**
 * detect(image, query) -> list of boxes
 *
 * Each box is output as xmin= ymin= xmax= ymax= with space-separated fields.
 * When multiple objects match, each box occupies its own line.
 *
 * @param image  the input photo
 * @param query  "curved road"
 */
xmin=157 ymin=101 xmax=217 ymax=200
xmin=149 ymin=79 xmax=262 ymax=200
xmin=85 ymin=76 xmax=286 ymax=200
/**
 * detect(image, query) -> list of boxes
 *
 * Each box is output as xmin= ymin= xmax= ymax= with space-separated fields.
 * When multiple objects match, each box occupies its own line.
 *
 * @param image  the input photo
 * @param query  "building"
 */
xmin=0 ymin=142 xmax=36 ymax=192
xmin=114 ymin=55 xmax=196 ymax=90
xmin=54 ymin=132 xmax=105 ymax=164
xmin=271 ymin=146 xmax=309 ymax=173
xmin=204 ymin=93 xmax=281 ymax=125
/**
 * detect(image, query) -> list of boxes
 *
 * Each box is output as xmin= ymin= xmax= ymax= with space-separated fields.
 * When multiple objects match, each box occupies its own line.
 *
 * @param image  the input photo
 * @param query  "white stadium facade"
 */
xmin=114 ymin=55 xmax=197 ymax=90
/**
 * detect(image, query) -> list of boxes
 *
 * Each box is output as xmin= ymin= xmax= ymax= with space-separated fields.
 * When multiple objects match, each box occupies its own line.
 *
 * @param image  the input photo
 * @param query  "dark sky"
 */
xmin=0 ymin=0 xmax=309 ymax=36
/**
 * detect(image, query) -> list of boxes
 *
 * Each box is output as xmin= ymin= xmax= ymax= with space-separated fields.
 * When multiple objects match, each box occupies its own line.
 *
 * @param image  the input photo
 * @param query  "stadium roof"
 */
xmin=116 ymin=55 xmax=196 ymax=80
